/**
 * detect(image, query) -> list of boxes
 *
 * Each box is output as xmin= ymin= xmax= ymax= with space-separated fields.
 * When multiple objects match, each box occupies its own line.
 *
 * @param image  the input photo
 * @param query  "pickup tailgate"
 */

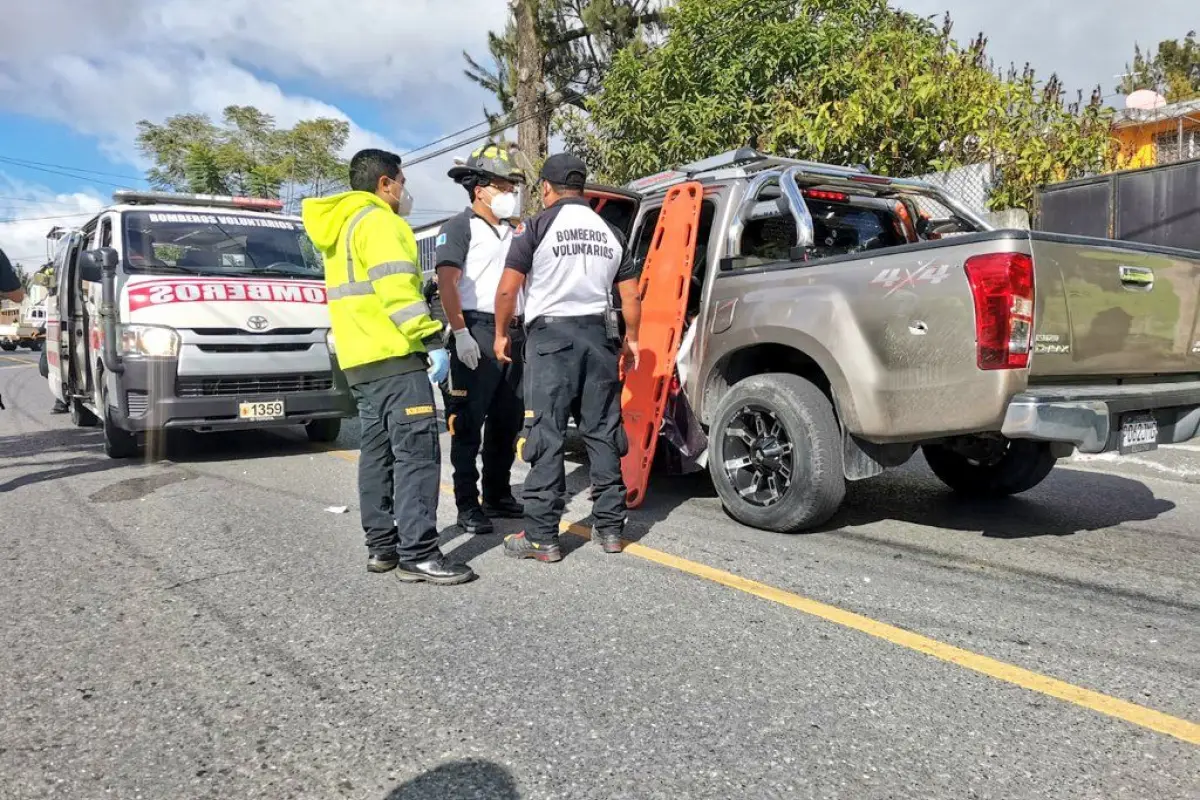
xmin=1028 ymin=232 xmax=1200 ymax=378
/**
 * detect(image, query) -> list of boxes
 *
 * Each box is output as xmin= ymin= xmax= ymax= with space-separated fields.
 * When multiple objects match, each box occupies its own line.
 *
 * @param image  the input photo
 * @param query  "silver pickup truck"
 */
xmin=586 ymin=149 xmax=1200 ymax=533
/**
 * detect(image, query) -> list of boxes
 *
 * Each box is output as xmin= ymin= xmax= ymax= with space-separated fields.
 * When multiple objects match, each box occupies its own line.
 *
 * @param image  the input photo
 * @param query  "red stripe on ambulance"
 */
xmin=127 ymin=279 xmax=327 ymax=311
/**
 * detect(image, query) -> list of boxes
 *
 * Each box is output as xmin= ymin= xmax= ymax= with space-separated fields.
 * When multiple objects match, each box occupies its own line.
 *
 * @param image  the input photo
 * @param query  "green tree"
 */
xmin=566 ymin=0 xmax=1114 ymax=211
xmin=135 ymin=106 xmax=350 ymax=210
xmin=463 ymin=1 xmax=662 ymax=164
xmin=1119 ymin=31 xmax=1200 ymax=103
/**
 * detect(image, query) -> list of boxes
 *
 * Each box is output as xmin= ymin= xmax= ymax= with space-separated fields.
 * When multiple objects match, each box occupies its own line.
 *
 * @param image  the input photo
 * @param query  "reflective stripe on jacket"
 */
xmin=302 ymin=191 xmax=443 ymax=386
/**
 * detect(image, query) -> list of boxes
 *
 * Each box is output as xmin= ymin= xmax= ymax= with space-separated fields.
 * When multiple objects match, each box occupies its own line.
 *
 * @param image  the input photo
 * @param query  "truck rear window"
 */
xmin=740 ymin=199 xmax=912 ymax=264
xmin=123 ymin=211 xmax=322 ymax=278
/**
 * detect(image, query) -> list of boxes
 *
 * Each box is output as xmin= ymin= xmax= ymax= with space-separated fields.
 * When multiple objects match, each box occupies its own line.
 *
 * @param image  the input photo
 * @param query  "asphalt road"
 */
xmin=1 ymin=352 xmax=1197 ymax=799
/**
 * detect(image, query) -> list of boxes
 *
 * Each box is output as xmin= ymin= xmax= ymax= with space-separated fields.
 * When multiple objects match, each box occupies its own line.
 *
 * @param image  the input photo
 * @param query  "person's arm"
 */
xmin=494 ymin=217 xmax=538 ymax=363
xmin=433 ymin=216 xmax=472 ymax=332
xmin=355 ymin=211 xmax=444 ymax=352
xmin=612 ymin=229 xmax=641 ymax=370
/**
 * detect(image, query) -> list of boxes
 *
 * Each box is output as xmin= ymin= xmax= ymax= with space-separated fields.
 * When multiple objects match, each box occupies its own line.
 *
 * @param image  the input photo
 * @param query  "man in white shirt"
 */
xmin=435 ymin=144 xmax=528 ymax=535
xmin=493 ymin=153 xmax=643 ymax=562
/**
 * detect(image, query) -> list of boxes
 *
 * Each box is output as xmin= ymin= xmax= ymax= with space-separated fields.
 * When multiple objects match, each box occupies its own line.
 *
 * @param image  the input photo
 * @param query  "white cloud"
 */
xmin=0 ymin=0 xmax=511 ymax=219
xmin=0 ymin=175 xmax=105 ymax=268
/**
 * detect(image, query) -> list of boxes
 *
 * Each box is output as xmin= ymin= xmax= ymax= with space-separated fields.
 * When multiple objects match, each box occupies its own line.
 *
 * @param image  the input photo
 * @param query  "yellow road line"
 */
xmin=0 ymin=355 xmax=33 ymax=366
xmin=324 ymin=446 xmax=1200 ymax=746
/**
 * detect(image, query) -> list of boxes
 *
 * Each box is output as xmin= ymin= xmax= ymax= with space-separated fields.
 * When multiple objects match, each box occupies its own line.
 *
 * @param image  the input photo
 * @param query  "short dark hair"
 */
xmin=546 ymin=181 xmax=583 ymax=197
xmin=349 ymin=149 xmax=402 ymax=193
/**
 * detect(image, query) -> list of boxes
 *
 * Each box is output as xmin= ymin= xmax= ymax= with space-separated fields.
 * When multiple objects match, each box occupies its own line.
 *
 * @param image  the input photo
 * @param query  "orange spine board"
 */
xmin=620 ymin=182 xmax=704 ymax=508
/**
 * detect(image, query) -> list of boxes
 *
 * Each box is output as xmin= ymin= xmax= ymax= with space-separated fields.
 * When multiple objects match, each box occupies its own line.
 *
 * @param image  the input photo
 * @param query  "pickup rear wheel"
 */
xmin=708 ymin=373 xmax=845 ymax=533
xmin=922 ymin=439 xmax=1057 ymax=497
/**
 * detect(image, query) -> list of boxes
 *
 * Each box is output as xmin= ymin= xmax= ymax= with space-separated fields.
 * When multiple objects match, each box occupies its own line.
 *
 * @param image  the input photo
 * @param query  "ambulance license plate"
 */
xmin=1119 ymin=414 xmax=1158 ymax=454
xmin=239 ymin=399 xmax=285 ymax=421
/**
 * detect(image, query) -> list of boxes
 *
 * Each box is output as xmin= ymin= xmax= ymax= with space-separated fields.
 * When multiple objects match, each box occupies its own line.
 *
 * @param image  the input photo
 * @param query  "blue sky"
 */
xmin=0 ymin=0 xmax=1191 ymax=267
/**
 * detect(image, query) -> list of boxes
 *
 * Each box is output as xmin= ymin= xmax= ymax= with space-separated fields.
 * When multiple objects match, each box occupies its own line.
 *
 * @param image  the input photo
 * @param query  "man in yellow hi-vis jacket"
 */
xmin=303 ymin=148 xmax=475 ymax=585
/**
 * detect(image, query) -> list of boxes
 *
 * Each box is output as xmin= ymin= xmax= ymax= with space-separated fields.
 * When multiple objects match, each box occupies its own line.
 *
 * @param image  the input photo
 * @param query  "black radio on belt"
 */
xmin=604 ymin=306 xmax=621 ymax=343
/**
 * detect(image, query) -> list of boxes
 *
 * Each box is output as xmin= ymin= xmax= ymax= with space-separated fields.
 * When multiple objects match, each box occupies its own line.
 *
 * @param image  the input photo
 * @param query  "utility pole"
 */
xmin=513 ymin=0 xmax=548 ymax=215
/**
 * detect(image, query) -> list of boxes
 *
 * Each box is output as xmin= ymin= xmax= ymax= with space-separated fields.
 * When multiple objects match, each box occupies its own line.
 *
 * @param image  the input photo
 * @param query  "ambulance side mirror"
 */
xmin=80 ymin=247 xmax=118 ymax=283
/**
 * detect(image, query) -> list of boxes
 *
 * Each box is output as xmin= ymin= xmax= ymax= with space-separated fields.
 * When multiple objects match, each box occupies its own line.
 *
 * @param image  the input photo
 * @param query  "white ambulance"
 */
xmin=47 ymin=190 xmax=354 ymax=458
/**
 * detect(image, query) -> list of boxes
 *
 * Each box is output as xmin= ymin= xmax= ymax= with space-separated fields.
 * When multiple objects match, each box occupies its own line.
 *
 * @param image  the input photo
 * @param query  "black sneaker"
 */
xmin=367 ymin=554 xmax=399 ymax=573
xmin=593 ymin=528 xmax=623 ymax=554
xmin=481 ymin=495 xmax=524 ymax=518
xmin=50 ymin=400 xmax=68 ymax=415
xmin=503 ymin=532 xmax=563 ymax=563
xmin=457 ymin=506 xmax=495 ymax=535
xmin=395 ymin=557 xmax=476 ymax=585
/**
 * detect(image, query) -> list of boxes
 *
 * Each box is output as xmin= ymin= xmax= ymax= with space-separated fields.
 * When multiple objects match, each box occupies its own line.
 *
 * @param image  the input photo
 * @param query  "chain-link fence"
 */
xmin=911 ymin=162 xmax=995 ymax=216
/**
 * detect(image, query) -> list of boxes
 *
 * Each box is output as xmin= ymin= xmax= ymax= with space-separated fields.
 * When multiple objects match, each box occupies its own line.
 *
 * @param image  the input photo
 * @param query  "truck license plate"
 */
xmin=1119 ymin=415 xmax=1158 ymax=454
xmin=239 ymin=399 xmax=285 ymax=421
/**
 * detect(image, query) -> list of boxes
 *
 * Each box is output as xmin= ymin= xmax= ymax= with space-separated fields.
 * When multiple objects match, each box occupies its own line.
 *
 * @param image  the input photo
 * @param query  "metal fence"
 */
xmin=911 ymin=162 xmax=996 ymax=216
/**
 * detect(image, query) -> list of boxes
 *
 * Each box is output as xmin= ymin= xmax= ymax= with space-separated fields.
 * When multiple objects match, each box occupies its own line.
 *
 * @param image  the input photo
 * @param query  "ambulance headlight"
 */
xmin=120 ymin=324 xmax=180 ymax=358
xmin=325 ymin=328 xmax=336 ymax=354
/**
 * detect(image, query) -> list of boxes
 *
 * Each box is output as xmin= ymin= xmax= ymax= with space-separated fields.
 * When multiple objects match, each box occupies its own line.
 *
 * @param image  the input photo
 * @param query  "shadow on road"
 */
xmin=558 ymin=445 xmax=1175 ymax=542
xmin=0 ymin=427 xmax=102 ymax=458
xmin=820 ymin=464 xmax=1175 ymax=538
xmin=0 ymin=453 xmax=125 ymax=493
xmin=384 ymin=759 xmax=519 ymax=799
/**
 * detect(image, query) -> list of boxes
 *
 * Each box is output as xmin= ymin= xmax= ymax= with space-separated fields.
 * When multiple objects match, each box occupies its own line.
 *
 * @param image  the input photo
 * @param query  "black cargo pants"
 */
xmin=519 ymin=315 xmax=629 ymax=544
xmin=444 ymin=310 xmax=525 ymax=511
xmin=350 ymin=370 xmax=442 ymax=563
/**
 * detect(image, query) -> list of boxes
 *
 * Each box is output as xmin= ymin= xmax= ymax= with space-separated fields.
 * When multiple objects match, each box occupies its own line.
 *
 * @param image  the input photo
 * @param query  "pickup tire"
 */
xmin=708 ymin=373 xmax=845 ymax=533
xmin=922 ymin=440 xmax=1057 ymax=497
xmin=305 ymin=418 xmax=342 ymax=443
xmin=0 ymin=342 xmax=15 ymax=352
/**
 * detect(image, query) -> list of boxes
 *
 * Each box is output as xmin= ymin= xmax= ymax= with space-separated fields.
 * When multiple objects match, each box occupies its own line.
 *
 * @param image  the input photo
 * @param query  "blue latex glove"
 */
xmin=427 ymin=347 xmax=450 ymax=385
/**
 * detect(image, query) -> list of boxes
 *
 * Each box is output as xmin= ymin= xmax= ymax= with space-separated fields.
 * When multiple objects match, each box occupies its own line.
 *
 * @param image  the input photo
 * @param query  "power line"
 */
xmin=0 ymin=156 xmax=133 ymax=189
xmin=0 ymin=156 xmax=145 ymax=182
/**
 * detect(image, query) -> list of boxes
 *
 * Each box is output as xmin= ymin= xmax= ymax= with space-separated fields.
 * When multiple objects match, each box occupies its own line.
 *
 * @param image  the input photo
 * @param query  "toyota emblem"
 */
xmin=246 ymin=315 xmax=270 ymax=331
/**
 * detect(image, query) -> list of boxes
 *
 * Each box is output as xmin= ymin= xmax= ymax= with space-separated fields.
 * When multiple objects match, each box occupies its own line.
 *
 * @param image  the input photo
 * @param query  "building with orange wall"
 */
xmin=1113 ymin=98 xmax=1200 ymax=169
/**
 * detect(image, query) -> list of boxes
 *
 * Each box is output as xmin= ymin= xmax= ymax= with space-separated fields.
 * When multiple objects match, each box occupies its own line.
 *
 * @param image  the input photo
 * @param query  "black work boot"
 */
xmin=367 ymin=553 xmax=399 ymax=573
xmin=50 ymin=400 xmax=68 ymax=414
xmin=481 ymin=495 xmax=524 ymax=518
xmin=457 ymin=505 xmax=494 ymax=535
xmin=395 ymin=556 xmax=476 ymax=585
xmin=593 ymin=527 xmax=624 ymax=554
xmin=502 ymin=532 xmax=563 ymax=563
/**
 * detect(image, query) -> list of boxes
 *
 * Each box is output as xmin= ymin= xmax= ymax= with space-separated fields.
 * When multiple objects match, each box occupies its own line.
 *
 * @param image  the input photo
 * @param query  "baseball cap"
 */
xmin=540 ymin=153 xmax=588 ymax=189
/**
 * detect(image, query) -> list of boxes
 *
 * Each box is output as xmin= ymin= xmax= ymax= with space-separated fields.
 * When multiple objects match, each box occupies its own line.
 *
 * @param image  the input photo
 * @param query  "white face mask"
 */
xmin=394 ymin=185 xmax=414 ymax=218
xmin=487 ymin=187 xmax=518 ymax=220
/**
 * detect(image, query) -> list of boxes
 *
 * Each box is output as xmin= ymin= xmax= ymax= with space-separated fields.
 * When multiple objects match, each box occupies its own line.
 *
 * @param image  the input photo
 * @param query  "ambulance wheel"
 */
xmin=70 ymin=397 xmax=99 ymax=428
xmin=306 ymin=418 xmax=342 ymax=443
xmin=100 ymin=386 xmax=137 ymax=459
xmin=708 ymin=373 xmax=845 ymax=533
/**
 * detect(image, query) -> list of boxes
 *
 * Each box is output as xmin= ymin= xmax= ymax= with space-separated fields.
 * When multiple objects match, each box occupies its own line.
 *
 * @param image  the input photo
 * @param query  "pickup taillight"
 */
xmin=964 ymin=252 xmax=1034 ymax=370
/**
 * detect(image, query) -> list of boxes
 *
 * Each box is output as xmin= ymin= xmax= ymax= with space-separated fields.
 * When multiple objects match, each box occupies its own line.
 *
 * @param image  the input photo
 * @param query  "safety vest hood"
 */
xmin=301 ymin=191 xmax=393 ymax=254
xmin=301 ymin=191 xmax=443 ymax=386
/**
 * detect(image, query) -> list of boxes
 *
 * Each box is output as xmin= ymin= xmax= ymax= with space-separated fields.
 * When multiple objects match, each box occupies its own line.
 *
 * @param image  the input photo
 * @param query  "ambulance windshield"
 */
xmin=122 ymin=211 xmax=323 ymax=278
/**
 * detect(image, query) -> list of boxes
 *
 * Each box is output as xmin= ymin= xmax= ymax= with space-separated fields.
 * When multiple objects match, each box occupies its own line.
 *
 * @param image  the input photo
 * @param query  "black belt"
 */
xmin=463 ymin=309 xmax=523 ymax=329
xmin=530 ymin=314 xmax=606 ymax=327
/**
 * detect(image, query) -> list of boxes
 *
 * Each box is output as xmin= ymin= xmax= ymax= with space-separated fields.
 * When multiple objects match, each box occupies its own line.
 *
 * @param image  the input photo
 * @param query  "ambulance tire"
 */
xmin=100 ymin=385 xmax=137 ymax=459
xmin=70 ymin=397 xmax=99 ymax=428
xmin=708 ymin=373 xmax=846 ymax=533
xmin=305 ymin=418 xmax=342 ymax=443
